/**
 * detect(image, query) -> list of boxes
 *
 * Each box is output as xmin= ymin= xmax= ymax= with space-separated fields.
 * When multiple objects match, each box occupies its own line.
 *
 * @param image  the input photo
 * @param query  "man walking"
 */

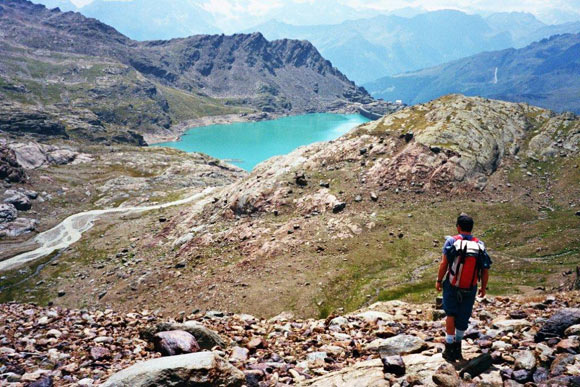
xmin=436 ymin=214 xmax=492 ymax=362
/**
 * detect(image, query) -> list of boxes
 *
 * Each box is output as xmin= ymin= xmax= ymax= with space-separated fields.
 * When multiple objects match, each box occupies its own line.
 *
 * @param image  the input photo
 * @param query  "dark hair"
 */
xmin=457 ymin=214 xmax=474 ymax=232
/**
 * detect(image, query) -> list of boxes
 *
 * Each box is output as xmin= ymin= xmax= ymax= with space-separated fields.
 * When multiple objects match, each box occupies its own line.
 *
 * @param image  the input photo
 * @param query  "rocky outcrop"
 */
xmin=7 ymin=142 xmax=92 ymax=169
xmin=0 ymin=106 xmax=67 ymax=138
xmin=101 ymin=352 xmax=245 ymax=387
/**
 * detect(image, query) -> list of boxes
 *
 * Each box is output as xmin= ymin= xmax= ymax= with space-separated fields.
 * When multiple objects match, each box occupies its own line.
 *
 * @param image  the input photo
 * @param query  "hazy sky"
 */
xmin=68 ymin=0 xmax=580 ymax=14
xmin=66 ymin=0 xmax=580 ymax=26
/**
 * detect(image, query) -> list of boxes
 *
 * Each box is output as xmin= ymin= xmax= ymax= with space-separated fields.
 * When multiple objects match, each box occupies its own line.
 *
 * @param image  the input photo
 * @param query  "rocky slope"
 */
xmin=9 ymin=95 xmax=579 ymax=320
xmin=0 ymin=0 xmax=376 ymax=144
xmin=0 ymin=292 xmax=579 ymax=386
xmin=365 ymin=33 xmax=580 ymax=114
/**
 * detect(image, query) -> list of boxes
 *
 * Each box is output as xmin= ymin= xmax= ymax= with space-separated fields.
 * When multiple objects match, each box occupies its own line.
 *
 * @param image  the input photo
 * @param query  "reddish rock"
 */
xmin=153 ymin=330 xmax=200 ymax=356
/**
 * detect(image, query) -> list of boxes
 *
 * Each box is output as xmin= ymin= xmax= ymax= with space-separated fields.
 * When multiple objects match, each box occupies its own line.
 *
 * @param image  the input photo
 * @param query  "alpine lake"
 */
xmin=156 ymin=113 xmax=371 ymax=171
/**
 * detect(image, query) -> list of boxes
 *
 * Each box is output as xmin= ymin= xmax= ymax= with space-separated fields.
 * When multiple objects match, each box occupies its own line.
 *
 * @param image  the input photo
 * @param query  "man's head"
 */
xmin=456 ymin=213 xmax=474 ymax=233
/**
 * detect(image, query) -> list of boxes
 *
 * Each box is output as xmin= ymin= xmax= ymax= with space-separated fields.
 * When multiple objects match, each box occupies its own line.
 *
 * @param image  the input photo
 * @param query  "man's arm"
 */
xmin=479 ymin=268 xmax=489 ymax=297
xmin=436 ymin=254 xmax=448 ymax=291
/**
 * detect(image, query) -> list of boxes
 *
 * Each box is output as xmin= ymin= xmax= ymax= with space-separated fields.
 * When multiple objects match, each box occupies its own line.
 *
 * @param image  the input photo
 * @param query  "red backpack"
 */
xmin=447 ymin=235 xmax=484 ymax=289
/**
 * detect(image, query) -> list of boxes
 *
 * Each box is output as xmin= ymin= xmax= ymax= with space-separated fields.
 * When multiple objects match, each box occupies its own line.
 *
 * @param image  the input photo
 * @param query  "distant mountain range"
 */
xmin=251 ymin=11 xmax=580 ymax=84
xmin=0 ymin=0 xmax=370 ymax=143
xmin=364 ymin=33 xmax=580 ymax=113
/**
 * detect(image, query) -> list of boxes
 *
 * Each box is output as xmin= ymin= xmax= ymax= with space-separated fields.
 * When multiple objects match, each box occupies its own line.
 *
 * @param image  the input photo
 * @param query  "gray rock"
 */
xmin=0 ymin=203 xmax=17 ymax=223
xmin=4 ymin=192 xmax=31 ymax=211
xmin=514 ymin=350 xmax=537 ymax=371
xmin=0 ymin=217 xmax=38 ymax=237
xmin=151 ymin=321 xmax=226 ymax=349
xmin=153 ymin=330 xmax=200 ymax=356
xmin=101 ymin=352 xmax=245 ymax=387
xmin=366 ymin=334 xmax=427 ymax=356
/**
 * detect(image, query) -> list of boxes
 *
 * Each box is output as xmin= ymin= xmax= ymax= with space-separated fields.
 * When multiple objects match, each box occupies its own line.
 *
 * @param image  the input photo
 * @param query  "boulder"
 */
xmin=366 ymin=334 xmax=427 ymax=356
xmin=4 ymin=192 xmax=32 ymax=211
xmin=146 ymin=321 xmax=226 ymax=350
xmin=0 ymin=203 xmax=17 ymax=223
xmin=153 ymin=330 xmax=200 ymax=356
xmin=301 ymin=359 xmax=388 ymax=386
xmin=0 ymin=218 xmax=38 ymax=237
xmin=101 ymin=352 xmax=245 ymax=387
xmin=535 ymin=308 xmax=580 ymax=342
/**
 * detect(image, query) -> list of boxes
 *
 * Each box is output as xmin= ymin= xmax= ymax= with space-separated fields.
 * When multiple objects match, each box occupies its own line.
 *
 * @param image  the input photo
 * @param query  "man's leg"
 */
xmin=446 ymin=316 xmax=456 ymax=343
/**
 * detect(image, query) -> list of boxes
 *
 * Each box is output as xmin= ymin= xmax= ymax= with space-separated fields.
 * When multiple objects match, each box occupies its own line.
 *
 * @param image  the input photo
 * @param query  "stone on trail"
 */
xmin=432 ymin=363 xmax=461 ymax=387
xmin=514 ymin=350 xmax=537 ymax=371
xmin=101 ymin=352 xmax=245 ymax=387
xmin=153 ymin=330 xmax=200 ymax=356
xmin=301 ymin=359 xmax=388 ymax=387
xmin=366 ymin=334 xmax=427 ymax=356
xmin=230 ymin=346 xmax=249 ymax=362
xmin=535 ymin=308 xmax=580 ymax=342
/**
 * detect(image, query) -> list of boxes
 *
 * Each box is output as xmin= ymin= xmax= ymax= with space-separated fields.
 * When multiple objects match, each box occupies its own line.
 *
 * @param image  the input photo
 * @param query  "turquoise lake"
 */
xmin=157 ymin=113 xmax=370 ymax=170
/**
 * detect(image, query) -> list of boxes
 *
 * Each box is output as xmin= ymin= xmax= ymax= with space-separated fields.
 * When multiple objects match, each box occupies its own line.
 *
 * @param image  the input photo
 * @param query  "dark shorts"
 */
xmin=442 ymin=278 xmax=477 ymax=331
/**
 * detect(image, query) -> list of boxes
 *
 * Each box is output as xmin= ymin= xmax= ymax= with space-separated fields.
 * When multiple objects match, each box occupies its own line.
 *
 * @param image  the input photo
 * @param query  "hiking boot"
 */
xmin=454 ymin=340 xmax=464 ymax=362
xmin=443 ymin=342 xmax=456 ymax=362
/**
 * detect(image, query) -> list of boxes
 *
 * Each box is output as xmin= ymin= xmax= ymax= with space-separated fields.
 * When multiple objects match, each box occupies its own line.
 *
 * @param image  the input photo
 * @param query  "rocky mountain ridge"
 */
xmin=0 ymin=0 xmax=376 ymax=144
xmin=0 ymin=292 xmax=579 ymax=386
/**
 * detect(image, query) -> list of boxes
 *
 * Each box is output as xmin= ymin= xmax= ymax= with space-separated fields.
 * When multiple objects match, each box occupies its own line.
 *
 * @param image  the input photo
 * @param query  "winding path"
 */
xmin=0 ymin=187 xmax=216 ymax=272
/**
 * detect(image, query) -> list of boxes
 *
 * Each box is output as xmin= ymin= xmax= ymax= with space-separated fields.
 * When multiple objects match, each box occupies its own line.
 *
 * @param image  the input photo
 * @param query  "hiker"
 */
xmin=435 ymin=214 xmax=492 ymax=362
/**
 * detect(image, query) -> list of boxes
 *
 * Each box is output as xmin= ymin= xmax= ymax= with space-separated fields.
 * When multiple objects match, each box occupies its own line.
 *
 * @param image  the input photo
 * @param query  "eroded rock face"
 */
xmin=101 ymin=352 xmax=245 ymax=387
